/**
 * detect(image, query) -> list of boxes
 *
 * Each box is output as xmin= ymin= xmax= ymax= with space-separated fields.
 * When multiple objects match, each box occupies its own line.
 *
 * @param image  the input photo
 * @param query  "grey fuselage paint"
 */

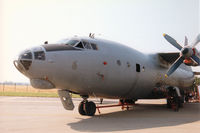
xmin=17 ymin=37 xmax=195 ymax=99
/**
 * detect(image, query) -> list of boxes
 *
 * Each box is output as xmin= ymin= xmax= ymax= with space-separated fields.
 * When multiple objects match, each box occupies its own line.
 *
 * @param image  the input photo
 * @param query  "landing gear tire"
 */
xmin=185 ymin=96 xmax=189 ymax=102
xmin=167 ymin=99 xmax=171 ymax=108
xmin=167 ymin=97 xmax=180 ymax=111
xmin=78 ymin=101 xmax=96 ymax=116
xmin=178 ymin=97 xmax=183 ymax=108
xmin=78 ymin=102 xmax=86 ymax=115
xmin=84 ymin=101 xmax=96 ymax=116
xmin=173 ymin=97 xmax=179 ymax=112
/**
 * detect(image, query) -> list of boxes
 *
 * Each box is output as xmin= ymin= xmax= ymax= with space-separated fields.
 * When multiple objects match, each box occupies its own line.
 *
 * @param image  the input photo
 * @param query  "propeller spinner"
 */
xmin=163 ymin=33 xmax=200 ymax=77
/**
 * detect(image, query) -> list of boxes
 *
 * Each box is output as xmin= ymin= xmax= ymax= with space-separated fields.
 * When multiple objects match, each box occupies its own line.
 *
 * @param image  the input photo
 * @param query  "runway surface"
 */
xmin=0 ymin=96 xmax=200 ymax=133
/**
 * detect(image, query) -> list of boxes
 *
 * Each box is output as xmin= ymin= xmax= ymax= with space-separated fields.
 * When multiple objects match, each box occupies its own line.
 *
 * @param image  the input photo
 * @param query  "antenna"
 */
xmin=89 ymin=33 xmax=95 ymax=39
xmin=44 ymin=41 xmax=48 ymax=44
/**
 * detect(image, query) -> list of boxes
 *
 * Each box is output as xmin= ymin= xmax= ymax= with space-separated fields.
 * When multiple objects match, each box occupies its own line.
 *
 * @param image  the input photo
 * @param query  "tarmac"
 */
xmin=0 ymin=96 xmax=200 ymax=133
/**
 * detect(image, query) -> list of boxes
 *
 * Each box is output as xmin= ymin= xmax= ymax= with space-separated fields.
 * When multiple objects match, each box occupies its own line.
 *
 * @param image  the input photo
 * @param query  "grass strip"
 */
xmin=0 ymin=91 xmax=80 ymax=98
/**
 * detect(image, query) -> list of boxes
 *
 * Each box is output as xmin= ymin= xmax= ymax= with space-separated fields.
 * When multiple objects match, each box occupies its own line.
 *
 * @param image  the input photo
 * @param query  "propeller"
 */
xmin=163 ymin=34 xmax=182 ymax=50
xmin=163 ymin=33 xmax=200 ymax=77
xmin=184 ymin=36 xmax=188 ymax=46
xmin=192 ymin=34 xmax=200 ymax=48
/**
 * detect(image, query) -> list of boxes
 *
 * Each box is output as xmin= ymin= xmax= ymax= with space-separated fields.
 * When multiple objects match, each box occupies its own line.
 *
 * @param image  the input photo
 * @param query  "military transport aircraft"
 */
xmin=14 ymin=33 xmax=200 ymax=116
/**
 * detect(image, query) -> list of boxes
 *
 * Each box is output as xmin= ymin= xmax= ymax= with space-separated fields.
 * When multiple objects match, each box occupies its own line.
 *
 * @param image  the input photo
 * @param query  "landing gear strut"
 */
xmin=78 ymin=96 xmax=96 ymax=116
xmin=167 ymin=96 xmax=180 ymax=111
xmin=167 ymin=87 xmax=182 ymax=111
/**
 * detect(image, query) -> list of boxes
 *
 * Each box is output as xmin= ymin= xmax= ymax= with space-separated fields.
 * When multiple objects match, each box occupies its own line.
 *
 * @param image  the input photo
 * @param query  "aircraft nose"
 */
xmin=13 ymin=50 xmax=33 ymax=74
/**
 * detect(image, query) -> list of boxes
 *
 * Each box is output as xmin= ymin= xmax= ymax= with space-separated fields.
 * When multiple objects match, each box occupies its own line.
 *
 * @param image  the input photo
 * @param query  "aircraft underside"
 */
xmin=57 ymin=85 xmax=189 ymax=116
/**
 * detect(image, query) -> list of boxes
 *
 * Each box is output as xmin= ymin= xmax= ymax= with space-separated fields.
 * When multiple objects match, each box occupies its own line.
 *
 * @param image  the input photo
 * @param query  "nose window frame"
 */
xmin=34 ymin=51 xmax=46 ymax=60
xmin=20 ymin=50 xmax=32 ymax=60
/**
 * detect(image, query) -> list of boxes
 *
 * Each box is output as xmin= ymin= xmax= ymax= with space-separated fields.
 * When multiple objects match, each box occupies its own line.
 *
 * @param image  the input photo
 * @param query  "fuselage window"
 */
xmin=65 ymin=40 xmax=79 ymax=46
xmin=117 ymin=60 xmax=121 ymax=66
xmin=142 ymin=66 xmax=145 ymax=72
xmin=75 ymin=42 xmax=84 ymax=49
xmin=127 ymin=62 xmax=131 ymax=67
xmin=136 ymin=63 xmax=140 ymax=72
xmin=20 ymin=51 xmax=32 ymax=60
xmin=34 ymin=51 xmax=45 ymax=60
xmin=91 ymin=43 xmax=98 ymax=50
xmin=83 ymin=41 xmax=92 ymax=49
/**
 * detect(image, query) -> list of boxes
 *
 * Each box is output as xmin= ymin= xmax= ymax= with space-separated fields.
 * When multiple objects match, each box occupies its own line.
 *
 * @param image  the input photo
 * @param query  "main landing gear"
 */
xmin=166 ymin=87 xmax=183 ymax=112
xmin=79 ymin=96 xmax=96 ymax=116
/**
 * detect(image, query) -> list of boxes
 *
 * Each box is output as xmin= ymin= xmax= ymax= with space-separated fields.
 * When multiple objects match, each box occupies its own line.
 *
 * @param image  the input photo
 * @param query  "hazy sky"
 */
xmin=0 ymin=0 xmax=199 ymax=82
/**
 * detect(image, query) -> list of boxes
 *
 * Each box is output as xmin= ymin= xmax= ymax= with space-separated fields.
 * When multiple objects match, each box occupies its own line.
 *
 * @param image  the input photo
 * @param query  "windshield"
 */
xmin=65 ymin=40 xmax=79 ymax=46
xmin=55 ymin=39 xmax=98 ymax=50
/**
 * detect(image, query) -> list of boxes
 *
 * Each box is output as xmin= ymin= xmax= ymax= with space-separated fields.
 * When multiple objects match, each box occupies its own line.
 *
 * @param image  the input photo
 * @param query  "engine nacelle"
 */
xmin=183 ymin=59 xmax=198 ymax=66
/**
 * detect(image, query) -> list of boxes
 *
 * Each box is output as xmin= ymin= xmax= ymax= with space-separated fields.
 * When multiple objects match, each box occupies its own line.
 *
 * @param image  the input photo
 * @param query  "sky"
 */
xmin=0 ymin=0 xmax=199 ymax=83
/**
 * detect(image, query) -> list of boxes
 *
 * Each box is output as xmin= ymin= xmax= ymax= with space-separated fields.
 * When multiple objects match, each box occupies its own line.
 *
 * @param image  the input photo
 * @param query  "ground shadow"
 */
xmin=68 ymin=103 xmax=200 ymax=132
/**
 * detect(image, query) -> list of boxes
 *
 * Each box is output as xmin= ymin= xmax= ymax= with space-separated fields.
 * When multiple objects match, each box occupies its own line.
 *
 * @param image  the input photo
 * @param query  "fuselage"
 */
xmin=14 ymin=37 xmax=195 ymax=100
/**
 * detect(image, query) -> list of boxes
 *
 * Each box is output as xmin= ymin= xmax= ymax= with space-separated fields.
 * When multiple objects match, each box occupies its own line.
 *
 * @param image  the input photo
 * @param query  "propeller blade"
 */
xmin=163 ymin=33 xmax=182 ymax=50
xmin=165 ymin=56 xmax=184 ymax=77
xmin=191 ymin=55 xmax=200 ymax=65
xmin=192 ymin=34 xmax=200 ymax=48
xmin=184 ymin=36 xmax=188 ymax=46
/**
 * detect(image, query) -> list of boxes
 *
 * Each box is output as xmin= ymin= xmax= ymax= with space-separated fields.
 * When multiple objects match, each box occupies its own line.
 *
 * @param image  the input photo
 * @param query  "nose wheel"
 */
xmin=78 ymin=101 xmax=96 ymax=116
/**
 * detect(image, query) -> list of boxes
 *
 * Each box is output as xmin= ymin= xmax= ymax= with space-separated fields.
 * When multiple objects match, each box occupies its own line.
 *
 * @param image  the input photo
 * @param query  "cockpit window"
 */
xmin=20 ymin=51 xmax=32 ymax=60
xmin=65 ymin=40 xmax=79 ymax=46
xmin=59 ymin=39 xmax=98 ymax=51
xmin=34 ymin=51 xmax=45 ymax=60
xmin=83 ymin=41 xmax=92 ymax=49
xmin=74 ymin=42 xmax=84 ymax=49
xmin=91 ymin=43 xmax=98 ymax=50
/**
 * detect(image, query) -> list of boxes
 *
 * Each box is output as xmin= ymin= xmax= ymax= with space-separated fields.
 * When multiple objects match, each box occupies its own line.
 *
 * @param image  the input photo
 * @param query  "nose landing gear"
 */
xmin=78 ymin=101 xmax=96 ymax=116
xmin=78 ymin=97 xmax=136 ymax=116
xmin=79 ymin=96 xmax=96 ymax=116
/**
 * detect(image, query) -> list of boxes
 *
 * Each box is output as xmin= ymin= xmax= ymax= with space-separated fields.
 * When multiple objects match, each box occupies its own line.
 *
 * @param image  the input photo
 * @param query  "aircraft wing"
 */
xmin=157 ymin=52 xmax=180 ymax=68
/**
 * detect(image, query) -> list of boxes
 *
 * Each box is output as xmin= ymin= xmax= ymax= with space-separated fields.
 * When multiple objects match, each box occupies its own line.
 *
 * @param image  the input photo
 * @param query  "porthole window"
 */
xmin=117 ymin=60 xmax=121 ymax=66
xmin=142 ymin=66 xmax=145 ymax=72
xmin=127 ymin=62 xmax=131 ymax=67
